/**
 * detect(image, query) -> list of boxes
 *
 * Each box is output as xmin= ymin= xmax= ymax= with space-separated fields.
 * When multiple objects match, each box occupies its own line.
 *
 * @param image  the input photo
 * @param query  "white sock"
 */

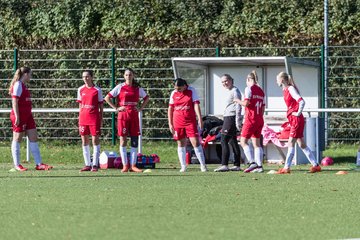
xmin=194 ymin=145 xmax=206 ymax=166
xmin=284 ymin=147 xmax=295 ymax=169
xmin=254 ymin=147 xmax=263 ymax=167
xmin=92 ymin=145 xmax=100 ymax=166
xmin=177 ymin=146 xmax=186 ymax=168
xmin=82 ymin=145 xmax=91 ymax=166
xmin=243 ymin=145 xmax=254 ymax=163
xmin=11 ymin=141 xmax=20 ymax=166
xmin=302 ymin=146 xmax=317 ymax=166
xmin=120 ymin=146 xmax=128 ymax=166
xmin=130 ymin=147 xmax=137 ymax=165
xmin=356 ymin=152 xmax=360 ymax=166
xmin=29 ymin=142 xmax=42 ymax=165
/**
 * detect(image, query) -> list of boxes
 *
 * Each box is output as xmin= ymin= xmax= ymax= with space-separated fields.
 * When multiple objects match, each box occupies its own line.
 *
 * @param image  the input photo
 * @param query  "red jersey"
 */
xmin=243 ymin=84 xmax=265 ymax=123
xmin=77 ymin=85 xmax=103 ymax=125
xmin=283 ymin=86 xmax=303 ymax=117
xmin=107 ymin=83 xmax=148 ymax=110
xmin=169 ymin=86 xmax=200 ymax=128
xmin=11 ymin=81 xmax=32 ymax=115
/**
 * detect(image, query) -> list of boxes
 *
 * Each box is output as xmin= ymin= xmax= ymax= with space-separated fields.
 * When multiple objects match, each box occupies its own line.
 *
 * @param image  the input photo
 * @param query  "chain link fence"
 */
xmin=0 ymin=46 xmax=359 ymax=144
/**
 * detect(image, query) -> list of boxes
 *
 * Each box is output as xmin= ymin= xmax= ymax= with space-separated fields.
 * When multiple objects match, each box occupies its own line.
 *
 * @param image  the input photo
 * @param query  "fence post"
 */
xmin=321 ymin=44 xmax=328 ymax=146
xmin=320 ymin=45 xmax=325 ymax=113
xmin=215 ymin=45 xmax=221 ymax=57
xmin=111 ymin=48 xmax=116 ymax=145
xmin=13 ymin=48 xmax=18 ymax=72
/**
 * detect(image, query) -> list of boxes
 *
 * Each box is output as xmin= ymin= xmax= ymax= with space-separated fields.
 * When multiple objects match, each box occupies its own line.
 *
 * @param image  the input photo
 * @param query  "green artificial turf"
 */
xmin=0 ymin=142 xmax=359 ymax=240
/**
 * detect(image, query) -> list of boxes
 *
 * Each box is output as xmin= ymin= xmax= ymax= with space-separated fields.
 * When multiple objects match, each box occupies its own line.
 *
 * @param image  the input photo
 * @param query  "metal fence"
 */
xmin=0 ymin=46 xmax=359 ymax=143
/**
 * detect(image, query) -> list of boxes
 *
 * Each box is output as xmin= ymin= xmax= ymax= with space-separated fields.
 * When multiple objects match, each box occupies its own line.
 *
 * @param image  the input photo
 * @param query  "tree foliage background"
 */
xmin=0 ymin=0 xmax=359 ymax=49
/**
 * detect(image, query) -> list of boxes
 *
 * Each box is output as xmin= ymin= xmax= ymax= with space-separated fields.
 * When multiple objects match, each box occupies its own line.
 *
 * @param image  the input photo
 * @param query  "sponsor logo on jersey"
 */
xmin=174 ymin=106 xmax=190 ymax=111
xmin=123 ymin=101 xmax=137 ymax=105
xmin=80 ymin=104 xmax=95 ymax=109
xmin=253 ymin=95 xmax=264 ymax=100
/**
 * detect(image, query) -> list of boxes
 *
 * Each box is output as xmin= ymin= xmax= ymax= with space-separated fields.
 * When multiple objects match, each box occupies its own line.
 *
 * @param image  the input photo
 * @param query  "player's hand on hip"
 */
xmin=116 ymin=106 xmax=126 ymax=112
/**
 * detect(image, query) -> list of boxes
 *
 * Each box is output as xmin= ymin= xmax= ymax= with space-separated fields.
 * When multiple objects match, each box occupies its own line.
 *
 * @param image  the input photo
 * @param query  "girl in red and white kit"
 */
xmin=168 ymin=78 xmax=207 ymax=172
xmin=77 ymin=70 xmax=104 ymax=172
xmin=104 ymin=68 xmax=149 ymax=173
xmin=9 ymin=67 xmax=53 ymax=171
xmin=234 ymin=70 xmax=265 ymax=173
xmin=276 ymin=71 xmax=321 ymax=174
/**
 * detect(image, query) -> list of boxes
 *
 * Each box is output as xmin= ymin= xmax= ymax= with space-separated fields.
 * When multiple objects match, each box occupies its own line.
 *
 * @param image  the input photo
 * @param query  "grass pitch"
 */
xmin=0 ymin=141 xmax=359 ymax=240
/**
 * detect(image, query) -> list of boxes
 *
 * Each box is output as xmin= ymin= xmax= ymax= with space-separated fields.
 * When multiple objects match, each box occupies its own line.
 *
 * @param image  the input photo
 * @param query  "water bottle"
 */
xmin=186 ymin=151 xmax=191 ymax=165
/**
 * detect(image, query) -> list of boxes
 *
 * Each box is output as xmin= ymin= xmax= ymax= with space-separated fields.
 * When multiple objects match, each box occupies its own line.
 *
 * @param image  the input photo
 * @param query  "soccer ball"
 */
xmin=321 ymin=157 xmax=334 ymax=166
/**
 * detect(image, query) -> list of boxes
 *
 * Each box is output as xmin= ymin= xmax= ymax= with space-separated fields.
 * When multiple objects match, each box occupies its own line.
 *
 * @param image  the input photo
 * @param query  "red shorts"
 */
xmin=10 ymin=112 xmax=36 ymax=132
xmin=79 ymin=124 xmax=101 ymax=136
xmin=117 ymin=109 xmax=140 ymax=136
xmin=241 ymin=119 xmax=263 ymax=139
xmin=288 ymin=114 xmax=305 ymax=138
xmin=173 ymin=122 xmax=199 ymax=140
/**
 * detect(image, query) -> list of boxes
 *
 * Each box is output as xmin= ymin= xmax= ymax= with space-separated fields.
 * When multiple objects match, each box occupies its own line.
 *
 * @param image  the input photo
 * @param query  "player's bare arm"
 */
xmin=167 ymin=106 xmax=175 ymax=134
xmin=12 ymin=98 xmax=20 ymax=126
xmin=194 ymin=103 xmax=203 ymax=130
xmin=234 ymin=98 xmax=249 ymax=107
xmin=138 ymin=95 xmax=150 ymax=112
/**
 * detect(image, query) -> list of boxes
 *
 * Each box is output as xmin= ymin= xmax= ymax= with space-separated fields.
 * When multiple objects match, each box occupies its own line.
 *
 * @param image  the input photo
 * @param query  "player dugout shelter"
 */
xmin=171 ymin=56 xmax=324 ymax=164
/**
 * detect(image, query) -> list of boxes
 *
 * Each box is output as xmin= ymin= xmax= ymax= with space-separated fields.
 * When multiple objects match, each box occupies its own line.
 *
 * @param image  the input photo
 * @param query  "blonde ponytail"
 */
xmin=277 ymin=71 xmax=299 ymax=92
xmin=288 ymin=74 xmax=296 ymax=87
xmin=247 ymin=70 xmax=259 ymax=84
xmin=8 ymin=67 xmax=31 ymax=95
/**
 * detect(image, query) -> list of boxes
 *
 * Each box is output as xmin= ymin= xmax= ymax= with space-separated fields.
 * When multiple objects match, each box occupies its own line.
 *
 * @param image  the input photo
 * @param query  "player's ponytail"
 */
xmin=9 ymin=67 xmax=31 ymax=95
xmin=288 ymin=74 xmax=300 ymax=93
xmin=247 ymin=70 xmax=258 ymax=84
xmin=277 ymin=71 xmax=300 ymax=93
xmin=288 ymin=74 xmax=295 ymax=87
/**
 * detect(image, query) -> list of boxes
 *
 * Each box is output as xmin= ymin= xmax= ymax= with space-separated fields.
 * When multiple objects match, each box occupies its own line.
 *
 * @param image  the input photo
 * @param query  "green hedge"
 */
xmin=0 ymin=0 xmax=359 ymax=49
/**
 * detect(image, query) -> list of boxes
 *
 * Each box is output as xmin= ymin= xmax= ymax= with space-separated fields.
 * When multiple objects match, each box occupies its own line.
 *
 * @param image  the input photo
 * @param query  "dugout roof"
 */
xmin=172 ymin=56 xmax=319 ymax=69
